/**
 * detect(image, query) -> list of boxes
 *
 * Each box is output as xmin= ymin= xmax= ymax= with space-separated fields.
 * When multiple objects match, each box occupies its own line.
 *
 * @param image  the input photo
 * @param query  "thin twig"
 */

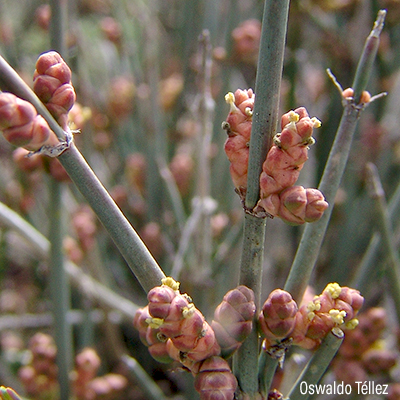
xmin=284 ymin=10 xmax=387 ymax=305
xmin=286 ymin=328 xmax=344 ymax=400
xmin=0 ymin=201 xmax=139 ymax=319
xmin=365 ymin=163 xmax=400 ymax=322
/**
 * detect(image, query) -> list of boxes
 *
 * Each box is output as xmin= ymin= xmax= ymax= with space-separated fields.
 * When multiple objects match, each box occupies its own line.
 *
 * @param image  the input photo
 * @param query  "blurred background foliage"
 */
xmin=0 ymin=0 xmax=400 ymax=398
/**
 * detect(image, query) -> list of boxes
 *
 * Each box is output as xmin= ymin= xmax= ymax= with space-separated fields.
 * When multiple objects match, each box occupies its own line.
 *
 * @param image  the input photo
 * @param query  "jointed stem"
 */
xmin=235 ymin=0 xmax=290 ymax=397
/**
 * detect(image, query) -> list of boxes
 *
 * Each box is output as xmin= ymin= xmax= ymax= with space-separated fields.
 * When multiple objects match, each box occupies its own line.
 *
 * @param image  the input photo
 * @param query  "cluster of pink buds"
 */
xmin=33 ymin=51 xmax=76 ymax=130
xmin=18 ymin=333 xmax=59 ymax=398
xmin=0 ymin=51 xmax=75 ymax=152
xmin=258 ymin=289 xmax=298 ymax=343
xmin=223 ymin=90 xmax=329 ymax=225
xmin=259 ymin=283 xmax=364 ymax=352
xmin=333 ymin=307 xmax=396 ymax=386
xmin=211 ymin=285 xmax=256 ymax=358
xmin=134 ymin=277 xmax=239 ymax=399
xmin=223 ymin=89 xmax=254 ymax=194
xmin=72 ymin=348 xmax=128 ymax=400
xmin=291 ymin=283 xmax=364 ymax=350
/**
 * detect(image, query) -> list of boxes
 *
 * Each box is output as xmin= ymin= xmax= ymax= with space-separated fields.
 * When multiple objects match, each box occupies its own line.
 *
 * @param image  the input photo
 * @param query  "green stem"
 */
xmin=234 ymin=214 xmax=267 ymax=397
xmin=258 ymin=352 xmax=279 ymax=397
xmin=48 ymin=2 xmax=72 ymax=398
xmin=365 ymin=163 xmax=400 ymax=322
xmin=235 ymin=1 xmax=290 ymax=397
xmin=284 ymin=10 xmax=386 ymax=304
xmin=352 ymin=10 xmax=386 ymax=104
xmin=58 ymin=144 xmax=165 ymax=292
xmin=286 ymin=328 xmax=344 ymax=400
xmin=48 ymin=179 xmax=72 ymax=400
xmin=195 ymin=31 xmax=214 ymax=278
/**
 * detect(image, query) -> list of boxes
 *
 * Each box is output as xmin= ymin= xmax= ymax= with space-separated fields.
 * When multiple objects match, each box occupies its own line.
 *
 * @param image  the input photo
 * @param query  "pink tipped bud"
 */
xmin=147 ymin=284 xmax=177 ymax=319
xmin=185 ymin=321 xmax=221 ymax=362
xmin=45 ymin=83 xmax=76 ymax=115
xmin=0 ymin=93 xmax=36 ymax=129
xmin=33 ymin=51 xmax=76 ymax=127
xmin=223 ymin=89 xmax=254 ymax=192
xmin=133 ymin=307 xmax=174 ymax=364
xmin=0 ymin=93 xmax=58 ymax=151
xmin=259 ymin=108 xmax=321 ymax=202
xmin=304 ymin=188 xmax=329 ymax=222
xmin=211 ymin=286 xmax=256 ymax=358
xmin=259 ymin=289 xmax=298 ymax=341
xmin=34 ymin=51 xmax=72 ymax=84
xmin=194 ymin=356 xmax=238 ymax=400
xmin=278 ymin=186 xmax=307 ymax=225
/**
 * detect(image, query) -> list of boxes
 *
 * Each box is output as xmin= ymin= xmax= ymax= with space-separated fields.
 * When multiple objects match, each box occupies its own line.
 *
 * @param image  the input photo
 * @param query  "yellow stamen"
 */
xmin=161 ymin=277 xmax=180 ymax=291
xmin=344 ymin=318 xmax=359 ymax=330
xmin=245 ymin=106 xmax=253 ymax=117
xmin=329 ymin=309 xmax=346 ymax=325
xmin=307 ymin=299 xmax=321 ymax=313
xmin=225 ymin=92 xmax=238 ymax=112
xmin=324 ymin=282 xmax=342 ymax=299
xmin=311 ymin=117 xmax=322 ymax=128
xmin=146 ymin=317 xmax=164 ymax=329
xmin=182 ymin=303 xmax=195 ymax=318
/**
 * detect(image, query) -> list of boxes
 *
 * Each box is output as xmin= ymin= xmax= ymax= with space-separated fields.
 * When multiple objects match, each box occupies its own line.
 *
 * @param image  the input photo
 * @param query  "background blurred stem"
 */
xmin=365 ymin=163 xmax=400 ymax=322
xmin=284 ymin=10 xmax=386 ymax=304
xmin=0 ymin=200 xmax=139 ymax=319
xmin=351 ymin=174 xmax=400 ymax=291
xmin=48 ymin=179 xmax=72 ymax=400
xmin=121 ymin=355 xmax=168 ymax=400
xmin=194 ymin=31 xmax=214 ymax=283
xmin=48 ymin=1 xmax=72 ymax=398
xmin=234 ymin=1 xmax=290 ymax=397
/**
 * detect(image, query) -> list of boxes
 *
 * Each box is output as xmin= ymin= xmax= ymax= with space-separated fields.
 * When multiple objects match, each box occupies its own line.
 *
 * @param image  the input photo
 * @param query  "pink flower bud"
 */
xmin=133 ymin=307 xmax=174 ymax=364
xmin=278 ymin=186 xmax=307 ymax=225
xmin=304 ymin=188 xmax=329 ymax=222
xmin=0 ymin=93 xmax=36 ymax=129
xmin=34 ymin=51 xmax=72 ymax=84
xmin=147 ymin=284 xmax=177 ymax=319
xmin=362 ymin=348 xmax=397 ymax=374
xmin=0 ymin=93 xmax=58 ymax=151
xmin=185 ymin=321 xmax=221 ymax=362
xmin=33 ymin=51 xmax=76 ymax=127
xmin=212 ymin=286 xmax=255 ymax=358
xmin=223 ymin=89 xmax=254 ymax=191
xmin=194 ymin=356 xmax=238 ymax=400
xmin=259 ymin=108 xmax=320 ymax=202
xmin=259 ymin=289 xmax=298 ymax=341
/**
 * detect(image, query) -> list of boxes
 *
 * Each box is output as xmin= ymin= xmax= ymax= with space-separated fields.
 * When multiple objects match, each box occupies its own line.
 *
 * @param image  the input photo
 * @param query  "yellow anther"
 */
xmin=225 ymin=92 xmax=238 ymax=112
xmin=324 ymin=282 xmax=342 ymax=299
xmin=288 ymin=110 xmax=300 ymax=123
xmin=161 ymin=277 xmax=180 ymax=291
xmin=307 ymin=299 xmax=321 ymax=313
xmin=245 ymin=107 xmax=253 ymax=117
xmin=344 ymin=318 xmax=359 ymax=330
xmin=311 ymin=117 xmax=322 ymax=128
xmin=307 ymin=311 xmax=316 ymax=321
xmin=182 ymin=303 xmax=195 ymax=318
xmin=146 ymin=317 xmax=164 ymax=329
xmin=329 ymin=309 xmax=346 ymax=325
